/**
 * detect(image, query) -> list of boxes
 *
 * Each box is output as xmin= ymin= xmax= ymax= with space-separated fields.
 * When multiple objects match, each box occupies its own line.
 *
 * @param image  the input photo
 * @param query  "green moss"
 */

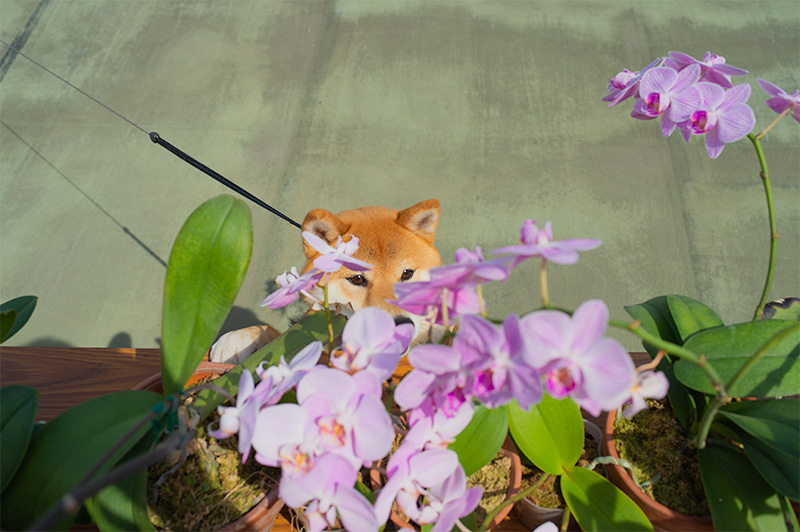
xmin=613 ymin=399 xmax=709 ymax=516
xmin=467 ymin=453 xmax=512 ymax=524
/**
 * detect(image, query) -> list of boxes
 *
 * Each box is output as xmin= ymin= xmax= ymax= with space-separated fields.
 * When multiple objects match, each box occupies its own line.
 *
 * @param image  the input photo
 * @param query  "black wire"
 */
xmin=149 ymin=132 xmax=302 ymax=229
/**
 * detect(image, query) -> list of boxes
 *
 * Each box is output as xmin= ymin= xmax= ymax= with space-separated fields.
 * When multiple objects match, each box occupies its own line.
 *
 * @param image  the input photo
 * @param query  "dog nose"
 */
xmin=394 ymin=316 xmax=414 ymax=327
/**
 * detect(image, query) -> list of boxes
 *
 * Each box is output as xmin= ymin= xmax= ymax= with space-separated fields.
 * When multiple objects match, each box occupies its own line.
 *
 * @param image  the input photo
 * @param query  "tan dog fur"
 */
xmin=209 ymin=199 xmax=442 ymax=364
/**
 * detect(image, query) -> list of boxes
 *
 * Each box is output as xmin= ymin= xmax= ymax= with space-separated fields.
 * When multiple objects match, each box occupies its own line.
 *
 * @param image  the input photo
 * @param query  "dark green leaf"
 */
xmin=507 ymin=394 xmax=582 ymax=475
xmin=1 ymin=310 xmax=16 ymax=343
xmin=561 ymin=466 xmax=653 ymax=531
xmin=699 ymin=443 xmax=797 ymax=531
xmin=763 ymin=298 xmax=800 ymax=321
xmin=666 ymin=295 xmax=724 ymax=343
xmin=717 ymin=399 xmax=799 ymax=500
xmin=0 ymin=296 xmax=37 ymax=343
xmin=161 ymin=196 xmax=253 ymax=395
xmin=448 ymin=403 xmax=507 ymax=476
xmin=676 ymin=320 xmax=800 ymax=397
xmin=192 ymin=311 xmax=346 ymax=421
xmin=0 ymin=391 xmax=162 ymax=531
xmin=0 ymin=386 xmax=38 ymax=493
xmin=85 ymin=435 xmax=156 ymax=531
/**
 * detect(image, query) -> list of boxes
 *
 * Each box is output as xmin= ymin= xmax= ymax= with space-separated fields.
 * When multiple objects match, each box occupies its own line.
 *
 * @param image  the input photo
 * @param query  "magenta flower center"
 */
xmin=546 ymin=366 xmax=577 ymax=398
xmin=690 ymin=110 xmax=716 ymax=134
xmin=279 ymin=445 xmax=315 ymax=475
xmin=644 ymin=92 xmax=669 ymax=117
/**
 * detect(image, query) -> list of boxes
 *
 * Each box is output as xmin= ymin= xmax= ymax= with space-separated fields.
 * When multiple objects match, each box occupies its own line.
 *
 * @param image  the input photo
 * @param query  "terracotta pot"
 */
xmin=601 ymin=409 xmax=713 ymax=532
xmin=514 ymin=420 xmax=602 ymax=531
xmin=370 ymin=435 xmax=522 ymax=530
xmin=133 ymin=362 xmax=284 ymax=532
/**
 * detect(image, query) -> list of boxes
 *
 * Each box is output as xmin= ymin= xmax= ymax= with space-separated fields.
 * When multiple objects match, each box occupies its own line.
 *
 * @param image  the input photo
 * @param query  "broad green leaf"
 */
xmin=192 ymin=311 xmax=346 ymax=421
xmin=507 ymin=394 xmax=582 ymax=475
xmin=0 ymin=296 xmax=37 ymax=343
xmin=625 ymin=298 xmax=695 ymax=428
xmin=85 ymin=434 xmax=156 ymax=531
xmin=0 ymin=386 xmax=38 ymax=493
xmin=161 ymin=196 xmax=253 ymax=395
xmin=699 ymin=443 xmax=798 ymax=531
xmin=448 ymin=403 xmax=507 ymax=476
xmin=561 ymin=466 xmax=653 ymax=531
xmin=717 ymin=399 xmax=799 ymax=500
xmin=1 ymin=309 xmax=16 ymax=343
xmin=676 ymin=320 xmax=800 ymax=397
xmin=763 ymin=298 xmax=800 ymax=321
xmin=0 ymin=391 xmax=162 ymax=531
xmin=666 ymin=295 xmax=724 ymax=343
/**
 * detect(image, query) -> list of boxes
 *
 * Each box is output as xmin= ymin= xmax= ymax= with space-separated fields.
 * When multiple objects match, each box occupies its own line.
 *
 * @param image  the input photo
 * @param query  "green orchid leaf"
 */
xmin=507 ymin=394 xmax=582 ymax=475
xmin=0 ymin=386 xmax=38 ymax=493
xmin=699 ymin=443 xmax=798 ymax=531
xmin=561 ymin=466 xmax=653 ymax=531
xmin=763 ymin=298 xmax=800 ymax=321
xmin=666 ymin=295 xmax=724 ymax=343
xmin=192 ymin=311 xmax=346 ymax=421
xmin=717 ymin=399 xmax=799 ymax=500
xmin=161 ymin=196 xmax=253 ymax=395
xmin=0 ymin=296 xmax=38 ymax=343
xmin=624 ymin=298 xmax=696 ymax=429
xmin=0 ymin=391 xmax=163 ymax=531
xmin=85 ymin=434 xmax=156 ymax=532
xmin=675 ymin=320 xmax=800 ymax=397
xmin=449 ymin=403 xmax=508 ymax=476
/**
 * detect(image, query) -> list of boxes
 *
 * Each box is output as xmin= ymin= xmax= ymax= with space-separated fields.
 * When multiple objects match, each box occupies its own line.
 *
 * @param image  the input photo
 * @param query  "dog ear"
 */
xmin=302 ymin=209 xmax=349 ymax=258
xmin=397 ymin=199 xmax=440 ymax=244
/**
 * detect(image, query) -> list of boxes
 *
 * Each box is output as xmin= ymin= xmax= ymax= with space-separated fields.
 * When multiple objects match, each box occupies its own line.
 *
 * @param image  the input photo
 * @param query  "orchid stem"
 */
xmin=540 ymin=259 xmax=550 ymax=308
xmin=747 ymin=133 xmax=779 ymax=320
xmin=441 ymin=288 xmax=451 ymax=331
xmin=479 ymin=473 xmax=552 ymax=532
xmin=755 ymin=107 xmax=790 ymax=140
xmin=476 ymin=282 xmax=488 ymax=318
xmin=322 ymin=284 xmax=335 ymax=355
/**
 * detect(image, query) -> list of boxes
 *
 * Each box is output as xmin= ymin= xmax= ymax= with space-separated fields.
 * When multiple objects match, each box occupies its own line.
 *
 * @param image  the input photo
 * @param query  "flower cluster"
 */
xmin=216 ymin=220 xmax=668 ymax=532
xmin=604 ymin=50 xmax=797 ymax=158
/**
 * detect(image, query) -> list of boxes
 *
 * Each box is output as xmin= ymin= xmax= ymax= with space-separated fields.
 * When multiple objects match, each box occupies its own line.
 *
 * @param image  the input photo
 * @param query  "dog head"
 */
xmin=301 ymin=199 xmax=442 ymax=345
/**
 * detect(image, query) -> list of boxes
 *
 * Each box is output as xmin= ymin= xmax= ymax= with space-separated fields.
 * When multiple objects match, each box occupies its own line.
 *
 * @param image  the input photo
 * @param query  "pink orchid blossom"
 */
xmin=394 ymin=343 xmax=476 ymax=414
xmin=391 ymin=276 xmax=483 ymax=326
xmin=686 ymin=82 xmax=756 ymax=159
xmin=631 ymin=64 xmax=703 ymax=137
xmin=281 ymin=453 xmax=379 ymax=532
xmin=333 ymin=307 xmax=413 ymax=380
xmin=493 ymin=220 xmax=601 ymax=270
xmin=458 ymin=315 xmax=543 ymax=410
xmin=603 ymin=58 xmax=663 ymax=107
xmin=260 ymin=266 xmax=324 ymax=309
xmin=620 ymin=370 xmax=670 ymax=418
xmin=255 ymin=341 xmax=323 ymax=404
xmin=302 ymin=231 xmax=374 ymax=273
xmin=296 ymin=367 xmax=393 ymax=469
xmin=404 ymin=396 xmax=475 ymax=449
xmin=521 ymin=299 xmax=636 ymax=417
xmin=757 ymin=79 xmax=800 ymax=122
xmin=424 ymin=466 xmax=483 ymax=532
xmin=665 ymin=51 xmax=748 ymax=88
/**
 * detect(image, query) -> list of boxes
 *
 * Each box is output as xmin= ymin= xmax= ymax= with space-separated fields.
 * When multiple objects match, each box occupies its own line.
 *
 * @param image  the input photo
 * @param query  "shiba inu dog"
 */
xmin=209 ymin=199 xmax=442 ymax=363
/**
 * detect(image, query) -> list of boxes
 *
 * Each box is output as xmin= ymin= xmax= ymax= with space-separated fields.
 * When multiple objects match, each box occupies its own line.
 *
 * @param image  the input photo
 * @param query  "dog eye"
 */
xmin=347 ymin=275 xmax=367 ymax=286
xmin=400 ymin=269 xmax=415 ymax=281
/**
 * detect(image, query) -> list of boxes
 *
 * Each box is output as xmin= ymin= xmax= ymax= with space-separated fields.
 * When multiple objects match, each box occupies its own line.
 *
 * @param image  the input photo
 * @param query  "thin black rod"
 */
xmin=149 ymin=132 xmax=302 ymax=229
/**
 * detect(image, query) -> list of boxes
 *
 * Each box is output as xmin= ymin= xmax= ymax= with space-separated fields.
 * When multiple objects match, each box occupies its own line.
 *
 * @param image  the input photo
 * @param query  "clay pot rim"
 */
xmin=602 ymin=408 xmax=714 ymax=528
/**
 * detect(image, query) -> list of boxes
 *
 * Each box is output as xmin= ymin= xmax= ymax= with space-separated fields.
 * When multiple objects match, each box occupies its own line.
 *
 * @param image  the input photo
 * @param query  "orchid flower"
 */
xmin=424 ymin=466 xmax=483 ymax=532
xmin=620 ymin=369 xmax=670 ymax=418
xmin=665 ymin=51 xmax=749 ymax=88
xmin=404 ymin=396 xmax=475 ymax=449
xmin=757 ymin=79 xmax=800 ymax=122
xmin=255 ymin=341 xmax=323 ymax=404
xmin=296 ymin=366 xmax=393 ymax=469
xmin=391 ymin=276 xmax=483 ymax=326
xmin=458 ymin=314 xmax=543 ymax=410
xmin=280 ymin=453 xmax=379 ymax=532
xmin=521 ymin=299 xmax=636 ymax=417
xmin=493 ymin=220 xmax=601 ymax=270
xmin=631 ymin=64 xmax=703 ymax=137
xmin=603 ymin=58 xmax=663 ymax=107
xmin=394 ymin=343 xmax=476 ymax=414
xmin=333 ymin=307 xmax=413 ymax=380
xmin=686 ymin=82 xmax=756 ymax=159
xmin=302 ymin=231 xmax=374 ymax=273
xmin=260 ymin=266 xmax=324 ymax=309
